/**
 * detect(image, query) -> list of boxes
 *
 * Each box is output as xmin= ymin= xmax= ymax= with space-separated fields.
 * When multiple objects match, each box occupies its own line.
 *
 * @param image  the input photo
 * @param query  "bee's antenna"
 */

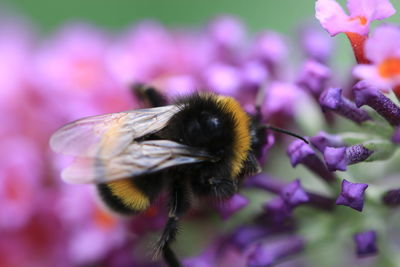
xmin=254 ymin=82 xmax=308 ymax=144
xmin=262 ymin=125 xmax=309 ymax=144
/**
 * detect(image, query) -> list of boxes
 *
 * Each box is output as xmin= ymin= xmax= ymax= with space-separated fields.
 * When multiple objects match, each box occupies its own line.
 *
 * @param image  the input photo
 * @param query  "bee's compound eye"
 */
xmin=184 ymin=113 xmax=223 ymax=146
xmin=203 ymin=116 xmax=223 ymax=139
xmin=206 ymin=117 xmax=220 ymax=131
xmin=185 ymin=119 xmax=201 ymax=141
xmin=199 ymin=112 xmax=221 ymax=131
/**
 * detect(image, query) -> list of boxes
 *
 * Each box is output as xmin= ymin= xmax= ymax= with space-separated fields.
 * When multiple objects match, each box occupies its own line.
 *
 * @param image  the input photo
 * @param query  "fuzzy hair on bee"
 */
xmin=50 ymin=85 xmax=271 ymax=267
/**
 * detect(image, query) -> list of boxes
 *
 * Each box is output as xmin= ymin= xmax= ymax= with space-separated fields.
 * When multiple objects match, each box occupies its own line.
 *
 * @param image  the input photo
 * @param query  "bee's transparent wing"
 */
xmin=61 ymin=140 xmax=214 ymax=184
xmin=50 ymin=105 xmax=180 ymax=159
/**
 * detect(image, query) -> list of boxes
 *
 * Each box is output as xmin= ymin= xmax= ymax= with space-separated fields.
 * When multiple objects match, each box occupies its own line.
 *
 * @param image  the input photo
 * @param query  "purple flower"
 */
xmin=160 ymin=75 xmax=197 ymax=98
xmin=324 ymin=145 xmax=373 ymax=171
xmin=257 ymin=131 xmax=275 ymax=165
xmin=251 ymin=31 xmax=287 ymax=78
xmin=263 ymin=196 xmax=293 ymax=223
xmin=230 ymin=225 xmax=272 ymax=251
xmin=297 ymin=59 xmax=332 ymax=97
xmin=252 ymin=31 xmax=287 ymax=64
xmin=353 ymin=230 xmax=378 ymax=257
xmin=324 ymin=147 xmax=349 ymax=171
xmin=248 ymin=177 xmax=310 ymax=209
xmin=287 ymin=140 xmax=337 ymax=183
xmin=288 ymin=140 xmax=318 ymax=167
xmin=353 ymin=25 xmax=400 ymax=92
xmin=32 ymin=23 xmax=134 ymax=122
xmin=106 ymin=22 xmax=173 ymax=85
xmin=247 ymin=236 xmax=304 ymax=267
xmin=315 ymin=0 xmax=395 ymax=36
xmin=184 ymin=237 xmax=248 ymax=267
xmin=245 ymin=174 xmax=335 ymax=211
xmin=183 ymin=249 xmax=216 ymax=267
xmin=319 ymin=87 xmax=371 ymax=123
xmin=0 ymin=137 xmax=41 ymax=230
xmin=393 ymin=127 xmax=400 ymax=143
xmin=205 ymin=16 xmax=247 ymax=65
xmin=353 ymin=80 xmax=400 ymax=126
xmin=204 ymin=63 xmax=241 ymax=96
xmin=280 ymin=179 xmax=310 ymax=207
xmin=216 ymin=194 xmax=249 ymax=220
xmin=58 ymin=186 xmax=127 ymax=265
xmin=0 ymin=20 xmax=33 ymax=108
xmin=33 ymin=24 xmax=111 ymax=92
xmin=240 ymin=60 xmax=269 ymax=88
xmin=336 ymin=179 xmax=368 ymax=211
xmin=208 ymin=16 xmax=245 ymax=49
xmin=310 ymin=131 xmax=344 ymax=153
xmin=244 ymin=173 xmax=285 ymax=193
xmin=262 ymin=81 xmax=303 ymax=118
xmin=299 ymin=26 xmax=333 ymax=63
xmin=0 ymin=208 xmax=67 ymax=266
xmin=382 ymin=189 xmax=400 ymax=206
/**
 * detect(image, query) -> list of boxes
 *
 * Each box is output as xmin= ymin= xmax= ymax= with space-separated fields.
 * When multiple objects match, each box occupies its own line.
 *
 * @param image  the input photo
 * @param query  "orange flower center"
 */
xmin=349 ymin=16 xmax=368 ymax=25
xmin=378 ymin=58 xmax=400 ymax=78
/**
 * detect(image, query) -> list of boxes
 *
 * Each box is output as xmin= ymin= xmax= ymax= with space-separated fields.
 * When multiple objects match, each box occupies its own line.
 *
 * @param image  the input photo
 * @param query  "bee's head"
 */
xmin=168 ymin=95 xmax=238 ymax=159
xmin=183 ymin=111 xmax=227 ymax=150
xmin=169 ymin=93 xmax=252 ymax=173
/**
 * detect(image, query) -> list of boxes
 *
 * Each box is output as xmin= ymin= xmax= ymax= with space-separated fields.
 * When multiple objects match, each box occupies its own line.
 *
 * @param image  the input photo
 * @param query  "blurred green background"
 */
xmin=3 ymin=0 xmax=399 ymax=34
xmin=2 ymin=0 xmax=316 ymax=33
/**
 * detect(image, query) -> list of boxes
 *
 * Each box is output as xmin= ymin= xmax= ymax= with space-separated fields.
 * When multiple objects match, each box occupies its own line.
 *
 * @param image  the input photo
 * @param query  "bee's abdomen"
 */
xmin=97 ymin=174 xmax=164 ymax=214
xmin=97 ymin=183 xmax=141 ymax=214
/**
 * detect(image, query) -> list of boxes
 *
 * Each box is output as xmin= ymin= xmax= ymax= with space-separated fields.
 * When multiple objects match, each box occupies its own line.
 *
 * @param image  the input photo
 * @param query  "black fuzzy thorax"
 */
xmin=154 ymin=94 xmax=239 ymax=195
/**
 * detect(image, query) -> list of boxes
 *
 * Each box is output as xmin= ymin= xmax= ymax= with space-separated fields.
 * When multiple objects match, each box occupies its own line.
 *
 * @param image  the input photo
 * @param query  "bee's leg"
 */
xmin=162 ymin=243 xmax=181 ymax=267
xmin=155 ymin=181 xmax=189 ymax=267
xmin=132 ymin=83 xmax=167 ymax=107
xmin=208 ymin=177 xmax=238 ymax=200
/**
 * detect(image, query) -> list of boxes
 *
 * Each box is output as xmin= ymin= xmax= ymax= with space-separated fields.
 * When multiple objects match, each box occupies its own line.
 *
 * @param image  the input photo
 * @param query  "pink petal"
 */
xmin=364 ymin=25 xmax=400 ymax=63
xmin=316 ymin=0 xmax=367 ymax=36
xmin=352 ymin=64 xmax=393 ymax=92
xmin=347 ymin=0 xmax=396 ymax=21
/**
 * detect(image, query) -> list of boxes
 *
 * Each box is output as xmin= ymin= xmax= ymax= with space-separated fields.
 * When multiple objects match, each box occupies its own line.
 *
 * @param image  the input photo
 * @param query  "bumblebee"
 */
xmin=50 ymin=85 xmax=306 ymax=266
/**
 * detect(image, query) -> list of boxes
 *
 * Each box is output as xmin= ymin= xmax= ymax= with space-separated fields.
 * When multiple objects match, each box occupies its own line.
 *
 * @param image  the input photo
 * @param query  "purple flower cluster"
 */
xmin=184 ymin=1 xmax=400 ymax=265
xmin=1 ymin=0 xmax=400 ymax=266
xmin=0 ymin=15 xmax=304 ymax=266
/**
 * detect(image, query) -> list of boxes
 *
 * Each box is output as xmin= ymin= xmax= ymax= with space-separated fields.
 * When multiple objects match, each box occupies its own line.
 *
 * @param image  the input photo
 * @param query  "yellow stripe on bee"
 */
xmin=107 ymin=179 xmax=150 ymax=211
xmin=97 ymin=113 xmax=150 ymax=211
xmin=214 ymin=95 xmax=251 ymax=177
